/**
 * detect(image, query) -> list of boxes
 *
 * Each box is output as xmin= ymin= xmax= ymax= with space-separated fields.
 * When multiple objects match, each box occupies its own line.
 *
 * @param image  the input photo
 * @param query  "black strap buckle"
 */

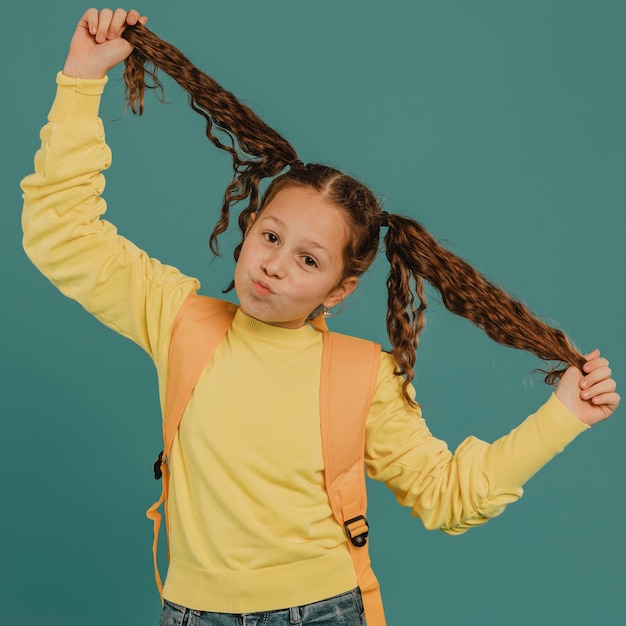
xmin=344 ymin=515 xmax=369 ymax=547
xmin=153 ymin=450 xmax=164 ymax=480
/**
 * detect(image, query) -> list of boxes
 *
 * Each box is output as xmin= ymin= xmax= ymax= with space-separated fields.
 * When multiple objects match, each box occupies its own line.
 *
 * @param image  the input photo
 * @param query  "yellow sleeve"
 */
xmin=365 ymin=353 xmax=589 ymax=534
xmin=21 ymin=73 xmax=199 ymax=369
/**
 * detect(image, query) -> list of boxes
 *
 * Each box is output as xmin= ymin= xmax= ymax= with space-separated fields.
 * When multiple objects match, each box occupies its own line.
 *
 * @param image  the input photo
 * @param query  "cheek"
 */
xmin=233 ymin=251 xmax=252 ymax=292
xmin=235 ymin=239 xmax=256 ymax=270
xmin=295 ymin=275 xmax=337 ymax=304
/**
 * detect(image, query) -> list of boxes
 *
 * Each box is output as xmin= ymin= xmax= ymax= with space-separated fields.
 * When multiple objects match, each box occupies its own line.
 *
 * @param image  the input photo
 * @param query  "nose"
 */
xmin=261 ymin=249 xmax=287 ymax=278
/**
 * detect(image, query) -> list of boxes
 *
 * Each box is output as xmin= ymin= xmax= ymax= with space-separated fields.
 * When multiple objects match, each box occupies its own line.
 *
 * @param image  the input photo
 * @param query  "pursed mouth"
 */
xmin=252 ymin=280 xmax=274 ymax=296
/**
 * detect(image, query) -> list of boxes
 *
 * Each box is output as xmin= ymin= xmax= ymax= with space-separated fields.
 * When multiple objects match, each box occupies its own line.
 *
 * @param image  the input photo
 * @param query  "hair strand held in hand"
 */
xmin=121 ymin=22 xmax=298 ymax=254
xmin=383 ymin=213 xmax=586 ymax=391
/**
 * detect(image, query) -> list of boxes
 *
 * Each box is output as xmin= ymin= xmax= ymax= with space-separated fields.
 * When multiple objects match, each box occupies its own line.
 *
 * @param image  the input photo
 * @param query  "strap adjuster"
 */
xmin=153 ymin=450 xmax=164 ymax=480
xmin=344 ymin=515 xmax=369 ymax=547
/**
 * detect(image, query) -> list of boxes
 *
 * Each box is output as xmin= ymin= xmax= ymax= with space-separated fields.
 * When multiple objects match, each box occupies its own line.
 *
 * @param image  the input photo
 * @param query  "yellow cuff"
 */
xmin=48 ymin=72 xmax=109 ymax=122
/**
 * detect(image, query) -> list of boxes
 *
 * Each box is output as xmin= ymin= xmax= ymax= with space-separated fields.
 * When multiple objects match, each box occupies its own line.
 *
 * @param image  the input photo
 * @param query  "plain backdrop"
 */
xmin=2 ymin=1 xmax=624 ymax=624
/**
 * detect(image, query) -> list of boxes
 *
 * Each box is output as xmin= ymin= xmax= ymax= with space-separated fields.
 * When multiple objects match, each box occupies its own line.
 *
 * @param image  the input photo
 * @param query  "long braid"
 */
xmin=121 ymin=23 xmax=298 ymax=253
xmin=384 ymin=213 xmax=585 ymax=400
xmin=384 ymin=227 xmax=427 ymax=402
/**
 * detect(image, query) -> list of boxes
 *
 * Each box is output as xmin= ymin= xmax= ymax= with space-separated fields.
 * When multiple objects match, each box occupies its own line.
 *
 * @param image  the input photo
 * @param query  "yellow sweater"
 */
xmin=21 ymin=73 xmax=589 ymax=613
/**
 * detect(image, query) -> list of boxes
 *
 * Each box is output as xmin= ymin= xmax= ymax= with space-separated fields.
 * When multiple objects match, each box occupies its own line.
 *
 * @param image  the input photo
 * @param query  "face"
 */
xmin=234 ymin=186 xmax=358 ymax=329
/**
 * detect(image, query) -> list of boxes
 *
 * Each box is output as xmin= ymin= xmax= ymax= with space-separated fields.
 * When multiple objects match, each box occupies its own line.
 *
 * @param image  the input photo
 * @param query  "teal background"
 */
xmin=2 ymin=1 xmax=624 ymax=624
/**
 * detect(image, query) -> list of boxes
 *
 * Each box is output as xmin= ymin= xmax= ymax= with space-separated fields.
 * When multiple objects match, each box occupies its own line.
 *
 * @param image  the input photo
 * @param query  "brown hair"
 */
xmin=122 ymin=23 xmax=584 ymax=404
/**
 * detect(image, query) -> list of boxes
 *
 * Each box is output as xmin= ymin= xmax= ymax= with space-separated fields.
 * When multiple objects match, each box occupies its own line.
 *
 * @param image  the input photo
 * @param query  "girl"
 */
xmin=21 ymin=8 xmax=619 ymax=626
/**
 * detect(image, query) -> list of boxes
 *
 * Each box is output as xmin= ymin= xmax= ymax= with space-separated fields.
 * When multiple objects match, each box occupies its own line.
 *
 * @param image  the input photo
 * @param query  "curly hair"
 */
xmin=121 ymin=23 xmax=584 ymax=405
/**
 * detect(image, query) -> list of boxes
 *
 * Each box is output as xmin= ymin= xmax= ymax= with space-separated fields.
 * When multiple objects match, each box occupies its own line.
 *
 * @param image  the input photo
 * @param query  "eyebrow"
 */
xmin=260 ymin=215 xmax=332 ymax=255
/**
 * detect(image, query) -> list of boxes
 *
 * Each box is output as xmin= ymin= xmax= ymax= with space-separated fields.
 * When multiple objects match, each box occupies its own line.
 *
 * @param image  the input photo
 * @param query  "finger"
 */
xmin=126 ymin=8 xmax=141 ymax=26
xmin=84 ymin=7 xmax=100 ymax=35
xmin=580 ymin=364 xmax=612 ymax=388
xmin=589 ymin=391 xmax=620 ymax=410
xmin=124 ymin=9 xmax=148 ymax=32
xmin=108 ymin=8 xmax=130 ymax=39
xmin=583 ymin=349 xmax=601 ymax=361
xmin=581 ymin=378 xmax=617 ymax=401
xmin=582 ymin=356 xmax=609 ymax=374
xmin=95 ymin=8 xmax=114 ymax=43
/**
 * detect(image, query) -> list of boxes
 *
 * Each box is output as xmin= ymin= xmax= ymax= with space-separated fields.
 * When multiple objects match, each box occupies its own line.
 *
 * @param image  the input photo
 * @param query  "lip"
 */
xmin=252 ymin=280 xmax=274 ymax=297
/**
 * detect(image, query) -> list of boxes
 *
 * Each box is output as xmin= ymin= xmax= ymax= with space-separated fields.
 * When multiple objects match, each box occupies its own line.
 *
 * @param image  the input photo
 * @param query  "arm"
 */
xmin=365 ymin=352 xmax=618 ymax=534
xmin=21 ymin=9 xmax=199 ymax=364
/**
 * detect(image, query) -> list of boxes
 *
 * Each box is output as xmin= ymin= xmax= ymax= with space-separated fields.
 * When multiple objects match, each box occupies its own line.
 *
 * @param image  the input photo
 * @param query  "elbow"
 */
xmin=21 ymin=219 xmax=49 ymax=276
xmin=417 ymin=493 xmax=514 ymax=535
xmin=22 ymin=231 xmax=40 ymax=271
xmin=438 ymin=501 xmax=510 ymax=535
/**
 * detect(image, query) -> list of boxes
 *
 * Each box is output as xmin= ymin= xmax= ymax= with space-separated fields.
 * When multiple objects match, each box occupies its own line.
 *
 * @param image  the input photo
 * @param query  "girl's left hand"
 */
xmin=555 ymin=349 xmax=620 ymax=426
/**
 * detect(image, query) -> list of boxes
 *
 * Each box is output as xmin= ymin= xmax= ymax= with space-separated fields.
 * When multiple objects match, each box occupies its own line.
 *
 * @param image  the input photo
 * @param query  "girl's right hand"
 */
xmin=63 ymin=8 xmax=148 ymax=79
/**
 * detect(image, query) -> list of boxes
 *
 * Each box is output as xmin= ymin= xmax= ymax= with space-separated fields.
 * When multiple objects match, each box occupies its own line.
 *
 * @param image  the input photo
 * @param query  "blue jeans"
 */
xmin=159 ymin=588 xmax=365 ymax=625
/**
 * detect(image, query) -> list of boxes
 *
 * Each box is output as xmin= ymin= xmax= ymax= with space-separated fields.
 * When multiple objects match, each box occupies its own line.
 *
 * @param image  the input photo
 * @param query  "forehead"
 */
xmin=257 ymin=186 xmax=349 ymax=252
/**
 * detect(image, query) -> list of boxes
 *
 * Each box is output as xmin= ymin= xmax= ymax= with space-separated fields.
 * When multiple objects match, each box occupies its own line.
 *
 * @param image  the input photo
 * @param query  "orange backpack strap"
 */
xmin=320 ymin=331 xmax=386 ymax=626
xmin=162 ymin=295 xmax=238 ymax=458
xmin=148 ymin=294 xmax=237 ymax=598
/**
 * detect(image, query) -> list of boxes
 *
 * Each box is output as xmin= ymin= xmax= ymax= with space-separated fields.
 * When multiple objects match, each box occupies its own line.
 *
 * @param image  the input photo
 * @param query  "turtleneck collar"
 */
xmin=231 ymin=308 xmax=322 ymax=348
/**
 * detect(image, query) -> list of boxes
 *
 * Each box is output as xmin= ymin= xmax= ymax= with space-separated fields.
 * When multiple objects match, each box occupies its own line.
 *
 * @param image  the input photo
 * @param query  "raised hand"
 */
xmin=555 ymin=349 xmax=620 ymax=426
xmin=63 ymin=8 xmax=148 ymax=79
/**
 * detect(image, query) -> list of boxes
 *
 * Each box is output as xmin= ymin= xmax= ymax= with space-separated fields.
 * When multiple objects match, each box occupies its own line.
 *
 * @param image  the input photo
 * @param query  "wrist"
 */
xmin=62 ymin=57 xmax=108 ymax=80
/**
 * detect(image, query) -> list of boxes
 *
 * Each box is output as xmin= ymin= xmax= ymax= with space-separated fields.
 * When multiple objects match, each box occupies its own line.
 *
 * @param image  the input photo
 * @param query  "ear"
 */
xmin=244 ymin=211 xmax=257 ymax=236
xmin=324 ymin=276 xmax=359 ymax=308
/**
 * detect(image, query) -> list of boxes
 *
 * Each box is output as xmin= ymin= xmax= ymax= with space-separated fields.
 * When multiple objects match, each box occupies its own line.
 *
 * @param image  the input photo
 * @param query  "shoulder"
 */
xmin=373 ymin=351 xmax=420 ymax=408
xmin=326 ymin=330 xmax=380 ymax=349
xmin=171 ymin=295 xmax=238 ymax=341
xmin=175 ymin=294 xmax=238 ymax=321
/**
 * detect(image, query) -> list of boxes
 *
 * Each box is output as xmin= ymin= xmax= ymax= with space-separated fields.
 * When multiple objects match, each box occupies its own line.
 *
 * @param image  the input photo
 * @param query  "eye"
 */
xmin=301 ymin=255 xmax=318 ymax=268
xmin=263 ymin=232 xmax=279 ymax=244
